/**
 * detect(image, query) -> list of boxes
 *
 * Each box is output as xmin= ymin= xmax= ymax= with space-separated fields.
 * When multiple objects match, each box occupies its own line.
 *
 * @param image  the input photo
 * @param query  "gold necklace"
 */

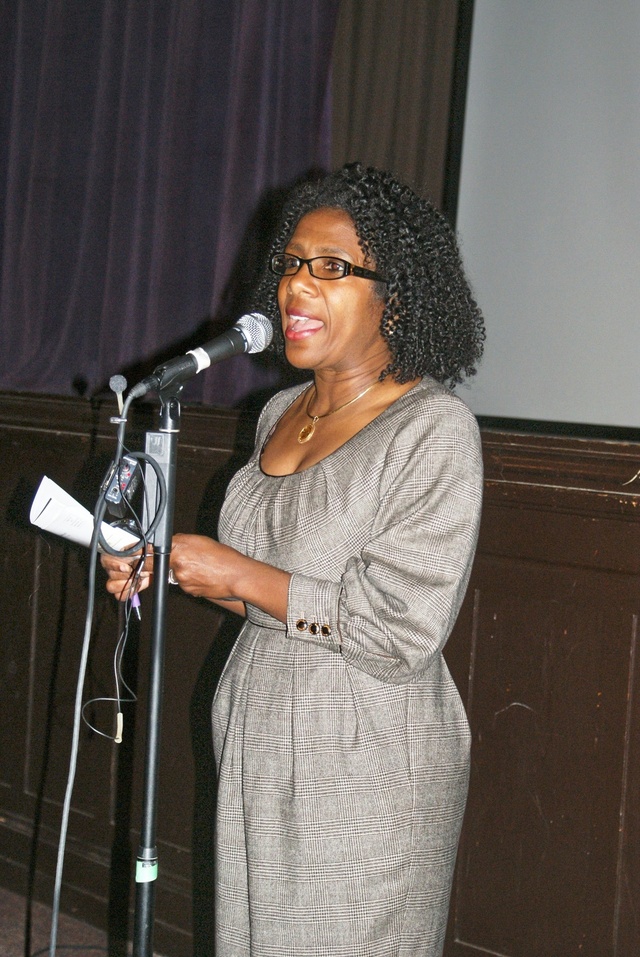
xmin=297 ymin=381 xmax=379 ymax=444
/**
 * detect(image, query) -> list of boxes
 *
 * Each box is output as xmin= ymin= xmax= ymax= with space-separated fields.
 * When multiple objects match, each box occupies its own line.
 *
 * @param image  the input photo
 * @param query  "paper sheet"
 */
xmin=30 ymin=475 xmax=141 ymax=551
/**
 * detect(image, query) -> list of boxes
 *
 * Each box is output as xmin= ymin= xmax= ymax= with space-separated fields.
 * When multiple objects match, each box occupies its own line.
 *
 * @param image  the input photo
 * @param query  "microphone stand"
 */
xmin=106 ymin=319 xmax=272 ymax=953
xmin=132 ymin=388 xmax=181 ymax=957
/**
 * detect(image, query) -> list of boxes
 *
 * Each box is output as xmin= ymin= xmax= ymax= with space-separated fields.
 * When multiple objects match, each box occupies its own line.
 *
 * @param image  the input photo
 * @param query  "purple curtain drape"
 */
xmin=0 ymin=0 xmax=339 ymax=406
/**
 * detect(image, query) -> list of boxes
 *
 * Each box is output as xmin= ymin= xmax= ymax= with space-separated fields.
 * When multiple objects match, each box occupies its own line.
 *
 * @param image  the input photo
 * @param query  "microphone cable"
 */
xmin=48 ymin=395 xmax=167 ymax=957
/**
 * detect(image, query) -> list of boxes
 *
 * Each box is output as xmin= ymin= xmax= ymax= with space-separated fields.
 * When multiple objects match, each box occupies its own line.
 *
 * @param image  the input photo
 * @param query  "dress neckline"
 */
xmin=258 ymin=378 xmax=425 ymax=478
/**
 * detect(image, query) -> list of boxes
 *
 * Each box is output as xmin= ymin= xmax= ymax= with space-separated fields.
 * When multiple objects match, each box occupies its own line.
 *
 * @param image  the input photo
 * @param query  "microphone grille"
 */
xmin=237 ymin=312 xmax=273 ymax=354
xmin=109 ymin=374 xmax=128 ymax=394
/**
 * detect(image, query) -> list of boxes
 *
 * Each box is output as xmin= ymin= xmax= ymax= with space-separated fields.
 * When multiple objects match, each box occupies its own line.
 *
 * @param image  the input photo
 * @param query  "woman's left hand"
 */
xmin=168 ymin=533 xmax=242 ymax=601
xmin=169 ymin=533 xmax=290 ymax=622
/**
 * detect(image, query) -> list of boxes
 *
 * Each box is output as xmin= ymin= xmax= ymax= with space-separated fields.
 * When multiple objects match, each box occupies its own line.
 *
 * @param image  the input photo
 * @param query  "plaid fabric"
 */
xmin=214 ymin=377 xmax=483 ymax=956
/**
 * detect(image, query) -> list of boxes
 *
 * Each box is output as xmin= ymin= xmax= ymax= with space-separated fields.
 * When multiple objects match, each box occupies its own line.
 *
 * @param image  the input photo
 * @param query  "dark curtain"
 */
xmin=331 ymin=0 xmax=460 ymax=208
xmin=0 ymin=0 xmax=339 ymax=405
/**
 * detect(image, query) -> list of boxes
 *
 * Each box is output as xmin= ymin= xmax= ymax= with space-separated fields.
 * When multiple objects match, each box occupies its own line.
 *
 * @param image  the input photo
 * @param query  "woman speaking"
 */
xmin=103 ymin=163 xmax=485 ymax=956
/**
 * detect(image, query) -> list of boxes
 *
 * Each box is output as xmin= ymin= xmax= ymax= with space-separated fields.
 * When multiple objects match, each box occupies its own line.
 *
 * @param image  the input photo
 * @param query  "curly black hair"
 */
xmin=251 ymin=162 xmax=485 ymax=388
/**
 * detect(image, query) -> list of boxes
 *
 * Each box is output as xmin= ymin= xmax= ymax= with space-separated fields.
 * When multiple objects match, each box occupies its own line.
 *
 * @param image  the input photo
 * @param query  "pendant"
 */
xmin=297 ymin=418 xmax=317 ymax=444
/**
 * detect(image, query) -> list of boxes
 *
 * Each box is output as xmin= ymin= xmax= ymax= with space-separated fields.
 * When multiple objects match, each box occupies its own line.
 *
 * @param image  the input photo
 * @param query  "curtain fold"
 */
xmin=331 ymin=0 xmax=459 ymax=207
xmin=0 ymin=0 xmax=339 ymax=404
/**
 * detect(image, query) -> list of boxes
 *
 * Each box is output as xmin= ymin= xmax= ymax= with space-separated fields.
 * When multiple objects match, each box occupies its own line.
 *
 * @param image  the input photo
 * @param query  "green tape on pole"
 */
xmin=136 ymin=860 xmax=158 ymax=883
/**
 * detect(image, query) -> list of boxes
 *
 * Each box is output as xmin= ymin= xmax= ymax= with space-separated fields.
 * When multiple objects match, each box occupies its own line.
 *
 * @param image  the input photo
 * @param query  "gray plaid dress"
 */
xmin=213 ymin=377 xmax=483 ymax=956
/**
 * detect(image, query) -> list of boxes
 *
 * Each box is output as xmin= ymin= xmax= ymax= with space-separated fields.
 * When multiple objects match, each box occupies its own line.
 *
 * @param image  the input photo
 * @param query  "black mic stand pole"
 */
xmin=132 ymin=389 xmax=181 ymax=957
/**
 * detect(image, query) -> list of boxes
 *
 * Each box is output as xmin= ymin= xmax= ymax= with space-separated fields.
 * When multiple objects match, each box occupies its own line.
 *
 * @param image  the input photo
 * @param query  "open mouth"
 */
xmin=285 ymin=313 xmax=324 ymax=339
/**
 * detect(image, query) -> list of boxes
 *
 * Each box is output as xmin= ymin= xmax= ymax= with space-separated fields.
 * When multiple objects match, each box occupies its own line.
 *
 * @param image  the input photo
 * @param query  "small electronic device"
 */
xmin=101 ymin=455 xmax=141 ymax=519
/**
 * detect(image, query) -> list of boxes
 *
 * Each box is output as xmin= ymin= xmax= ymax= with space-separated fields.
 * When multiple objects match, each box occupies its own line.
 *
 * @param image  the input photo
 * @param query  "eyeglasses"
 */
xmin=270 ymin=253 xmax=387 ymax=284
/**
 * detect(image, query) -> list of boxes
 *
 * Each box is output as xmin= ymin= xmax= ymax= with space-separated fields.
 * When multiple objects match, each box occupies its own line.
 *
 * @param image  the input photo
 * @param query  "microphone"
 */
xmin=109 ymin=374 xmax=127 ymax=414
xmin=129 ymin=312 xmax=273 ymax=399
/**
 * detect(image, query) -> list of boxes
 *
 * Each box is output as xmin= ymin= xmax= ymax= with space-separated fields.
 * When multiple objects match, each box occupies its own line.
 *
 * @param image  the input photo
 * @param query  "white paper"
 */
xmin=30 ymin=475 xmax=141 ymax=551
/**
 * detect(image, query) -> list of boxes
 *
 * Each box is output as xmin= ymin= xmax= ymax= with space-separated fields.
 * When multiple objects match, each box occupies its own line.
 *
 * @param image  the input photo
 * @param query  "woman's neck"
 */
xmin=310 ymin=366 xmax=386 ymax=415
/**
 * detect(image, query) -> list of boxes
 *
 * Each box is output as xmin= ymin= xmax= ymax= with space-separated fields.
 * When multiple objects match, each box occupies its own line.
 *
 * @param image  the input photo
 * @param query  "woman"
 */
xmin=104 ymin=163 xmax=485 ymax=956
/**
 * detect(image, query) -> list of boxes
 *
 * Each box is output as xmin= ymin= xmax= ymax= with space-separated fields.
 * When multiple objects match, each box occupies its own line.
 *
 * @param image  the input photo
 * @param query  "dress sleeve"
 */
xmin=285 ymin=394 xmax=483 ymax=684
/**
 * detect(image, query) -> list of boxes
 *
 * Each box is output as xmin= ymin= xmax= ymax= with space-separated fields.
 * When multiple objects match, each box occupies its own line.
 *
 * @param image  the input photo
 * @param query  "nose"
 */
xmin=281 ymin=261 xmax=318 ymax=295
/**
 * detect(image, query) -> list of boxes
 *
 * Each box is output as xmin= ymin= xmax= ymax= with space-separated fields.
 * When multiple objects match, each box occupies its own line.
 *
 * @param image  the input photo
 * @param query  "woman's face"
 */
xmin=276 ymin=208 xmax=388 ymax=375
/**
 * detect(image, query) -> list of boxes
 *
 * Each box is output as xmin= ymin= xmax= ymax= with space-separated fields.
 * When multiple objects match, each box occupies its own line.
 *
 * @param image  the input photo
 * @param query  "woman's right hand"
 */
xmin=101 ymin=549 xmax=153 ymax=601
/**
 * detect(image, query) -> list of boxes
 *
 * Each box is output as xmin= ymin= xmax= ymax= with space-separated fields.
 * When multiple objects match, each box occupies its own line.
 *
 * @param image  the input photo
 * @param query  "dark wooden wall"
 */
xmin=444 ymin=430 xmax=640 ymax=957
xmin=1 ymin=393 xmax=639 ymax=957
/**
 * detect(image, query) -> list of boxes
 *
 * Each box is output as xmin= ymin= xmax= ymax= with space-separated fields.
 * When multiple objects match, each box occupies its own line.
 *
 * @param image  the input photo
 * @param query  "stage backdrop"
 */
xmin=456 ymin=0 xmax=640 ymax=431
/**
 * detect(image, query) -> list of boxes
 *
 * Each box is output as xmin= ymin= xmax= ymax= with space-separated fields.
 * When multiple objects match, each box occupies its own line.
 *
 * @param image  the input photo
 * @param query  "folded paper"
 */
xmin=30 ymin=475 xmax=140 ymax=551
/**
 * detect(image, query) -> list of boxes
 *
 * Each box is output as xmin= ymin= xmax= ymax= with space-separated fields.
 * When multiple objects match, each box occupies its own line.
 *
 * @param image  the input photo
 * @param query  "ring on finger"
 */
xmin=168 ymin=568 xmax=178 ymax=585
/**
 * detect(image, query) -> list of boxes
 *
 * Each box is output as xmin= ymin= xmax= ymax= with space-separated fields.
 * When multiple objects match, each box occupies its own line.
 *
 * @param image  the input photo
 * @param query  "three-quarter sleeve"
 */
xmin=285 ymin=394 xmax=483 ymax=684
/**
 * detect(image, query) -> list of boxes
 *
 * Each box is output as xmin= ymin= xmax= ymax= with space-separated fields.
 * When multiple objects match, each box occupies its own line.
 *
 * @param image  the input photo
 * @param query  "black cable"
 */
xmin=48 ymin=496 xmax=106 ymax=957
xmin=48 ymin=395 xmax=167 ymax=956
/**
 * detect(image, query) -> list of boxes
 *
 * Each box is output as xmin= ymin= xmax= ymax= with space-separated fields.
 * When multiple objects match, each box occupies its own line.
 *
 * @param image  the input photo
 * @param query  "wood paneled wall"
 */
xmin=445 ymin=430 xmax=640 ymax=957
xmin=1 ymin=393 xmax=639 ymax=957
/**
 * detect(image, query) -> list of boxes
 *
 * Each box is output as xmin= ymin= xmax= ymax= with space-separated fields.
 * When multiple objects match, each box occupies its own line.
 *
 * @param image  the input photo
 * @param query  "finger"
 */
xmin=105 ymin=563 xmax=137 ymax=580
xmin=101 ymin=554 xmax=127 ymax=572
xmin=107 ymin=574 xmax=151 ymax=601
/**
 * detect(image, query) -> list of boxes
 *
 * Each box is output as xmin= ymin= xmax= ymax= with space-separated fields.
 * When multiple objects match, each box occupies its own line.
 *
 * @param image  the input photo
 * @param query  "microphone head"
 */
xmin=109 ymin=374 xmax=128 ymax=395
xmin=237 ymin=312 xmax=273 ymax=354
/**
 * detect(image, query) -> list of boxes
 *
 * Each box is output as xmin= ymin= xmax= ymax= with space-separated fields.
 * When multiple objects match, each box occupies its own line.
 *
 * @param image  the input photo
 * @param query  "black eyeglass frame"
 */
xmin=270 ymin=253 xmax=387 ymax=284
